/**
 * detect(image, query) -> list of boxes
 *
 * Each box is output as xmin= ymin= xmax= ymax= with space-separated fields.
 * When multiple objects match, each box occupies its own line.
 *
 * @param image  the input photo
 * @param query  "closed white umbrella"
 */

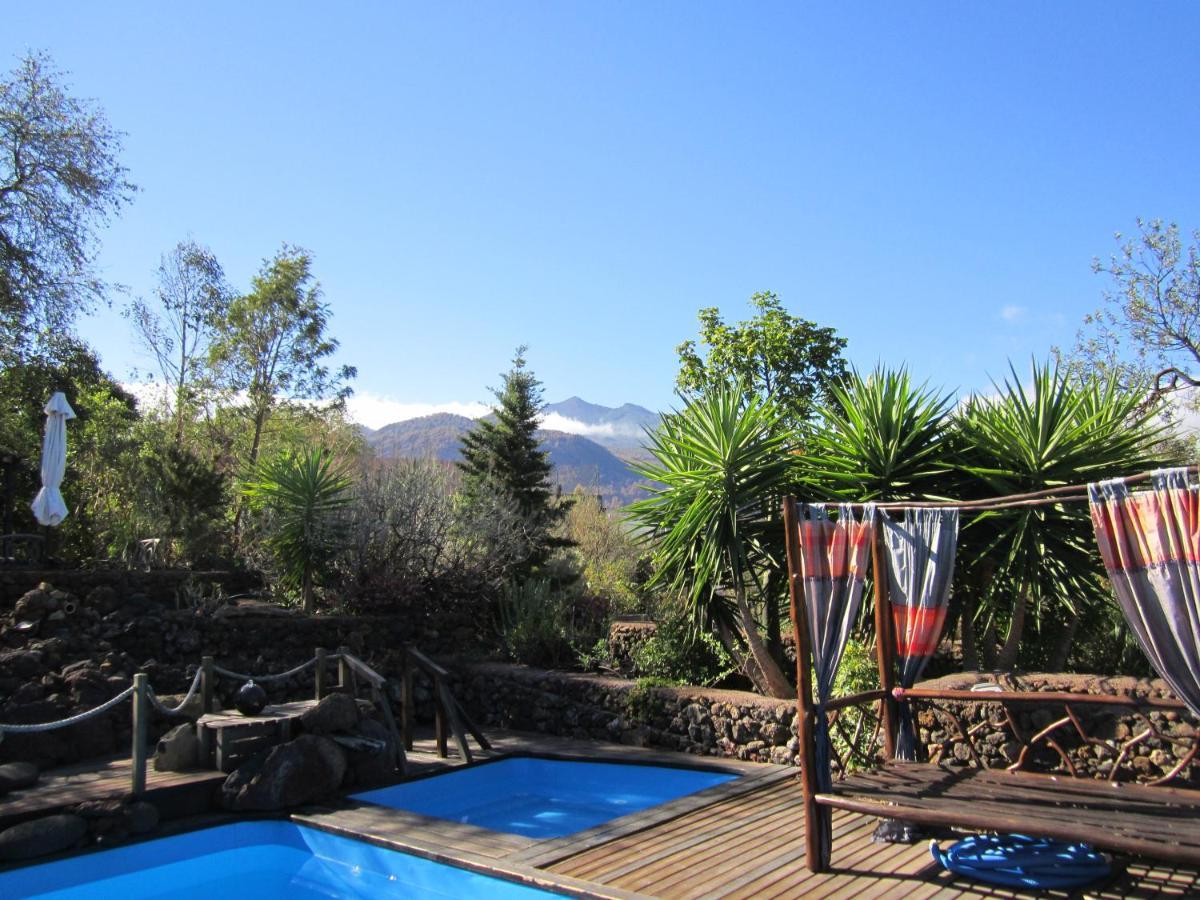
xmin=31 ymin=392 xmax=77 ymax=527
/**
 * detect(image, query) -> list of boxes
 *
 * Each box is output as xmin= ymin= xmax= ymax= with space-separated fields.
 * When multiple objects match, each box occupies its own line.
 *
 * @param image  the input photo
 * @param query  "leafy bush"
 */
xmin=628 ymin=608 xmax=738 ymax=687
xmin=497 ymin=578 xmax=574 ymax=668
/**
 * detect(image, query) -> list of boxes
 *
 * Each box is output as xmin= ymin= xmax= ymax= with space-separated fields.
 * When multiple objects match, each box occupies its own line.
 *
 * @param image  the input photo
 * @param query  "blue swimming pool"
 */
xmin=351 ymin=757 xmax=738 ymax=839
xmin=0 ymin=821 xmax=557 ymax=899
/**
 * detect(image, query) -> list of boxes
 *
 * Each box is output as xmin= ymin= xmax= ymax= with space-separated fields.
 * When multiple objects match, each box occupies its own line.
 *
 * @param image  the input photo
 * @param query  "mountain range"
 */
xmin=361 ymin=398 xmax=661 ymax=506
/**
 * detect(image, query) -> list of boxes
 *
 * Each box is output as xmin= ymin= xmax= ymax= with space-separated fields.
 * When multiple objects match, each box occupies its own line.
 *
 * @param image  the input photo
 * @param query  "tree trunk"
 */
xmin=736 ymin=585 xmax=794 ymax=699
xmin=713 ymin=619 xmax=768 ymax=693
xmin=231 ymin=405 xmax=270 ymax=543
xmin=996 ymin=584 xmax=1028 ymax=671
xmin=302 ymin=571 xmax=314 ymax=615
xmin=1048 ymin=606 xmax=1081 ymax=672
xmin=960 ymin=593 xmax=979 ymax=672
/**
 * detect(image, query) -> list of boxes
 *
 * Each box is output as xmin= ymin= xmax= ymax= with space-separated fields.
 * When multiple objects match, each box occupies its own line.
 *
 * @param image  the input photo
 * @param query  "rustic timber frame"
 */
xmin=783 ymin=472 xmax=1200 ymax=873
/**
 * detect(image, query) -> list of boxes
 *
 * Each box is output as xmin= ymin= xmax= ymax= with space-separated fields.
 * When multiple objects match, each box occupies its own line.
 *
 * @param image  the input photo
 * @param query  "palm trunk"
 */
xmin=996 ymin=584 xmax=1028 ymax=671
xmin=960 ymin=593 xmax=979 ymax=672
xmin=1048 ymin=607 xmax=1081 ymax=672
xmin=736 ymin=585 xmax=794 ymax=699
xmin=302 ymin=570 xmax=314 ymax=615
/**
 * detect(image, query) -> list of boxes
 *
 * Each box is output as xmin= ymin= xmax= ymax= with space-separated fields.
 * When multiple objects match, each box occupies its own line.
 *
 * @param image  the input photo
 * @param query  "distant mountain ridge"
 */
xmin=361 ymin=398 xmax=661 ymax=506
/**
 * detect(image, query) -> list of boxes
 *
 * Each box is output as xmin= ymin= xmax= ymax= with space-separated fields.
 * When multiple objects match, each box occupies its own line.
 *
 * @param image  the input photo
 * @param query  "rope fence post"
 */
xmin=315 ymin=647 xmax=327 ymax=700
xmin=337 ymin=646 xmax=351 ymax=694
xmin=401 ymin=646 xmax=414 ymax=751
xmin=131 ymin=673 xmax=148 ymax=797
xmin=201 ymin=656 xmax=214 ymax=715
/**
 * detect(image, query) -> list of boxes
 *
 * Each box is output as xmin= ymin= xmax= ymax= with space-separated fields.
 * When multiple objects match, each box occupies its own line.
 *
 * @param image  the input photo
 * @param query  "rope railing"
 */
xmin=0 ymin=645 xmax=486 ymax=800
xmin=0 ymin=685 xmax=136 ymax=735
xmin=145 ymin=668 xmax=204 ymax=717
xmin=211 ymin=656 xmax=321 ymax=684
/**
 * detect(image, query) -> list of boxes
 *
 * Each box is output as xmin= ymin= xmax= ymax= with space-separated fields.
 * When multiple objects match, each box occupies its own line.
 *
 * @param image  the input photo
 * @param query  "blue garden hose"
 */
xmin=930 ymin=833 xmax=1110 ymax=889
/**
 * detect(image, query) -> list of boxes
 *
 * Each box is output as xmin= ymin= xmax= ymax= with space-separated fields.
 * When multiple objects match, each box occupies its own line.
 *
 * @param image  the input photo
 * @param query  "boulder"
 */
xmin=0 ymin=762 xmax=39 ymax=794
xmin=128 ymin=800 xmax=160 ymax=834
xmin=153 ymin=723 xmax=202 ymax=772
xmin=222 ymin=735 xmax=347 ymax=811
xmin=341 ymin=718 xmax=396 ymax=788
xmin=299 ymin=692 xmax=359 ymax=735
xmin=0 ymin=814 xmax=87 ymax=861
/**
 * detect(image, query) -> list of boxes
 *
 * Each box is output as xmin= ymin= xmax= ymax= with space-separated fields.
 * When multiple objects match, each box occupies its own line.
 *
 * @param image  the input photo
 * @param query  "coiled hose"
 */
xmin=930 ymin=833 xmax=1110 ymax=889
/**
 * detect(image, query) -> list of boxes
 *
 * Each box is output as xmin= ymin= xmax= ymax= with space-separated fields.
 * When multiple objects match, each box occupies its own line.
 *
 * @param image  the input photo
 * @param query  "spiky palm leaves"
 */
xmin=627 ymin=386 xmax=796 ymax=697
xmin=242 ymin=448 xmax=352 ymax=613
xmin=956 ymin=362 xmax=1167 ymax=668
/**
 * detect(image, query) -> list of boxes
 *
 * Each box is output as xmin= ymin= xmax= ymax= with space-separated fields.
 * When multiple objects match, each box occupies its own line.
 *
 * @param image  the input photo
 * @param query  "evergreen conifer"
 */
xmin=457 ymin=347 xmax=565 ymax=574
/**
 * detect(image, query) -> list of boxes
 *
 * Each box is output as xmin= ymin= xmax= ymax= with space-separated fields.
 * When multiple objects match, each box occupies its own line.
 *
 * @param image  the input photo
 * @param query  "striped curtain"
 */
xmin=1089 ymin=468 xmax=1200 ymax=718
xmin=794 ymin=502 xmax=877 ymax=871
xmin=882 ymin=508 xmax=959 ymax=760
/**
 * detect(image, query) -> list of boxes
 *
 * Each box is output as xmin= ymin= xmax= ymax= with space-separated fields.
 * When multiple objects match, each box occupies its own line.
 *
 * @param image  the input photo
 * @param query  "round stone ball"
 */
xmin=235 ymin=680 xmax=267 ymax=716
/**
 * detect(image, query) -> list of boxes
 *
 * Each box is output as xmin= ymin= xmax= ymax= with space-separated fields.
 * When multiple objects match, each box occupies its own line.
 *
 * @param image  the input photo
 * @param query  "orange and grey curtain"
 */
xmin=794 ymin=501 xmax=877 ymax=871
xmin=1089 ymin=468 xmax=1200 ymax=718
xmin=882 ymin=507 xmax=959 ymax=760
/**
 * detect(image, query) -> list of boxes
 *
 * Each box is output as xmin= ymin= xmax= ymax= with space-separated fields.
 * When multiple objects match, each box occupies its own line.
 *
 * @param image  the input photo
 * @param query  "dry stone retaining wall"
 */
xmin=452 ymin=662 xmax=1200 ymax=785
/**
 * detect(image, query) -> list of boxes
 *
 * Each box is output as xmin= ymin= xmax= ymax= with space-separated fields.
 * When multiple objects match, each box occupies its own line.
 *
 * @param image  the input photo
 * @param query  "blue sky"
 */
xmin=7 ymin=3 xmax=1199 ymax=427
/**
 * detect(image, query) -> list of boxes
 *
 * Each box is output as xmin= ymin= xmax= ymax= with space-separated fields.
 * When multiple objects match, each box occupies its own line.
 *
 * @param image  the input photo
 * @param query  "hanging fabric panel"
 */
xmin=794 ymin=501 xmax=877 ymax=871
xmin=1089 ymin=468 xmax=1200 ymax=718
xmin=882 ymin=507 xmax=959 ymax=760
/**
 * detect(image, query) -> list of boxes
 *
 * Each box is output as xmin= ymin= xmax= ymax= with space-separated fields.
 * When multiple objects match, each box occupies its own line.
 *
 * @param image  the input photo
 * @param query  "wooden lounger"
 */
xmin=816 ymin=759 xmax=1200 ymax=866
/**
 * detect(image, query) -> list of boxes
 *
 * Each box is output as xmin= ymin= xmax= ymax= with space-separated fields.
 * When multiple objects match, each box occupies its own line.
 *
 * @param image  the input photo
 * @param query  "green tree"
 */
xmin=126 ymin=240 xmax=229 ymax=446
xmin=801 ymin=366 xmax=957 ymax=503
xmin=676 ymin=292 xmax=847 ymax=427
xmin=955 ymin=361 xmax=1168 ymax=670
xmin=1065 ymin=219 xmax=1200 ymax=396
xmin=208 ymin=246 xmax=355 ymax=536
xmin=457 ymin=347 xmax=565 ymax=577
xmin=0 ymin=52 xmax=135 ymax=363
xmin=242 ymin=448 xmax=352 ymax=613
xmin=627 ymin=385 xmax=796 ymax=698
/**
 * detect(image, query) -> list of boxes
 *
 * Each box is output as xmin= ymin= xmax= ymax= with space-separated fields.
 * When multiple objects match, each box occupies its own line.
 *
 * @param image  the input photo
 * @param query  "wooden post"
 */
xmin=434 ymin=695 xmax=448 ymax=758
xmin=337 ymin=646 xmax=351 ymax=694
xmin=201 ymin=656 xmax=214 ymax=715
xmin=315 ymin=647 xmax=327 ymax=701
xmin=783 ymin=499 xmax=826 ymax=874
xmin=872 ymin=527 xmax=898 ymax=760
xmin=401 ymin=647 xmax=414 ymax=751
xmin=131 ymin=673 xmax=148 ymax=797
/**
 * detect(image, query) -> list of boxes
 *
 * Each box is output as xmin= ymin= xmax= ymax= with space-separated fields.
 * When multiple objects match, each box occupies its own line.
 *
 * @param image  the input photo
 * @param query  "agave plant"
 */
xmin=955 ymin=361 xmax=1169 ymax=669
xmin=626 ymin=385 xmax=797 ymax=698
xmin=800 ymin=366 xmax=957 ymax=502
xmin=242 ymin=448 xmax=352 ymax=613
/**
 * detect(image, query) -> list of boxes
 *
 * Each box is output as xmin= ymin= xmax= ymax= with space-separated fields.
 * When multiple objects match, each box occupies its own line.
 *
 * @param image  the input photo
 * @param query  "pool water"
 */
xmin=351 ymin=757 xmax=738 ymax=838
xmin=0 ymin=821 xmax=557 ymax=899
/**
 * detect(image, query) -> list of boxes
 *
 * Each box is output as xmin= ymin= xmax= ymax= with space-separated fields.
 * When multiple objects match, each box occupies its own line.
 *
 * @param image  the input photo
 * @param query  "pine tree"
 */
xmin=457 ymin=347 xmax=565 ymax=574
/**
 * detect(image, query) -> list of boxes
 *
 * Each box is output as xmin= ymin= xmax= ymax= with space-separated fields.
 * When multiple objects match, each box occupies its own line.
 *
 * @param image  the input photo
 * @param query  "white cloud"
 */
xmin=348 ymin=392 xmax=491 ymax=430
xmin=1000 ymin=304 xmax=1028 ymax=324
xmin=538 ymin=412 xmax=643 ymax=438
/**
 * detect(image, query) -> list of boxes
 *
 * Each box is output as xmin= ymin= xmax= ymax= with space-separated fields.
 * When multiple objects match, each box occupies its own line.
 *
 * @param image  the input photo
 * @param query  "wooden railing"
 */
xmin=401 ymin=645 xmax=491 ymax=763
xmin=808 ymin=682 xmax=1200 ymax=787
xmin=892 ymin=686 xmax=1200 ymax=786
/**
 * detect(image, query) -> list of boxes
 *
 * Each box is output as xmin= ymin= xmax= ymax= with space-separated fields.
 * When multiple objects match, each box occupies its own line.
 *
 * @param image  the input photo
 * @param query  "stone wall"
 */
xmin=0 ymin=569 xmax=260 ymax=611
xmin=453 ymin=662 xmax=801 ymax=765
xmin=451 ymin=662 xmax=1200 ymax=785
xmin=0 ymin=580 xmax=483 ymax=767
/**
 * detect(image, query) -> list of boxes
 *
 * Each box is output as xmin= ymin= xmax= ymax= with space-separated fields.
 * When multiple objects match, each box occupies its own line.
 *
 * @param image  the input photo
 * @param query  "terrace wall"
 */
xmin=451 ymin=662 xmax=1199 ymax=785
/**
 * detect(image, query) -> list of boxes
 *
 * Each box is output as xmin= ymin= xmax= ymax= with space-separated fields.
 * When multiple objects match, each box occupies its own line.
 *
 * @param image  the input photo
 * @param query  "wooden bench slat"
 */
xmin=817 ymin=761 xmax=1200 ymax=865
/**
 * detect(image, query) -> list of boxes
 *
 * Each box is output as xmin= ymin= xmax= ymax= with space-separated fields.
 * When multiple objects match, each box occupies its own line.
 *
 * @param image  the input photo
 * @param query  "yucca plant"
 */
xmin=242 ymin=448 xmax=352 ymax=613
xmin=800 ymin=366 xmax=957 ymax=502
xmin=954 ymin=361 xmax=1169 ymax=669
xmin=626 ymin=385 xmax=797 ymax=698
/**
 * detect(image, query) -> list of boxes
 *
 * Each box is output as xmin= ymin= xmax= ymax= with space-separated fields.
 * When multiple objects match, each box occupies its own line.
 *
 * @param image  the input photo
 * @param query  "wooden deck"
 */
xmin=0 ymin=756 xmax=225 ymax=829
xmin=5 ymin=729 xmax=1199 ymax=897
xmin=304 ymin=730 xmax=1200 ymax=899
